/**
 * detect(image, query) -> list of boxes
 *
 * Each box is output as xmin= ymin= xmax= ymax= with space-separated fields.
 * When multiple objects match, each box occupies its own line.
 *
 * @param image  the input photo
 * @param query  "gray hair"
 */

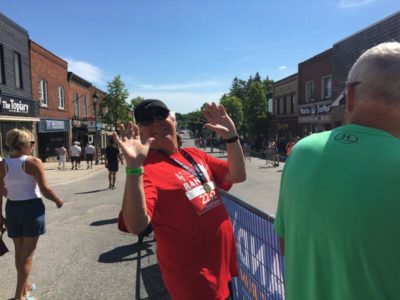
xmin=347 ymin=42 xmax=400 ymax=103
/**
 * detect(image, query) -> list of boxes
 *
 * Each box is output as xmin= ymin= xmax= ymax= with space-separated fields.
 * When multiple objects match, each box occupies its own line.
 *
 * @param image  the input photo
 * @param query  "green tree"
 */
xmin=229 ymin=77 xmax=247 ymax=101
xmin=100 ymin=75 xmax=130 ymax=130
xmin=220 ymin=94 xmax=243 ymax=132
xmin=245 ymin=81 xmax=268 ymax=138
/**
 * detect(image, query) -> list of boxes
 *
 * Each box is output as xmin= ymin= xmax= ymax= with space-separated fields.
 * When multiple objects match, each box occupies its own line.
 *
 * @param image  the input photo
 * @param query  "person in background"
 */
xmin=69 ymin=141 xmax=81 ymax=170
xmin=0 ymin=128 xmax=64 ymax=300
xmin=57 ymin=145 xmax=68 ymax=170
xmin=105 ymin=139 xmax=123 ymax=189
xmin=116 ymin=99 xmax=246 ymax=300
xmin=274 ymin=42 xmax=400 ymax=300
xmin=85 ymin=142 xmax=96 ymax=169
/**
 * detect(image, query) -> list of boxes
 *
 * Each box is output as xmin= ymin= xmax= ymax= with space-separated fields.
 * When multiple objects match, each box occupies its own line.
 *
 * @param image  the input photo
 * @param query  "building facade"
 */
xmin=297 ymin=48 xmax=333 ymax=136
xmin=30 ymin=40 xmax=71 ymax=161
xmin=0 ymin=13 xmax=39 ymax=157
xmin=271 ymin=73 xmax=298 ymax=139
xmin=331 ymin=11 xmax=400 ymax=126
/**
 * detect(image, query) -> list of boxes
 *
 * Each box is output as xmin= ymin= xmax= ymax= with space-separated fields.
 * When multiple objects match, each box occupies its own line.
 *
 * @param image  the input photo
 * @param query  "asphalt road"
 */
xmin=0 ymin=138 xmax=283 ymax=300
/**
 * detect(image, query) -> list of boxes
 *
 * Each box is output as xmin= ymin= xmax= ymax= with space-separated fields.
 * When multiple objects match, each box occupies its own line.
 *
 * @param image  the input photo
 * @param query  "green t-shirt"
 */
xmin=274 ymin=124 xmax=400 ymax=300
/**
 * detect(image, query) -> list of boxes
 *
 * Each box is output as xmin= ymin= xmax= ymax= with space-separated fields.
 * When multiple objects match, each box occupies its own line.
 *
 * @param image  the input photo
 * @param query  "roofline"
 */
xmin=273 ymin=73 xmax=298 ymax=85
xmin=30 ymin=40 xmax=68 ymax=65
xmin=0 ymin=12 xmax=29 ymax=35
xmin=334 ymin=10 xmax=400 ymax=45
xmin=68 ymin=72 xmax=92 ymax=88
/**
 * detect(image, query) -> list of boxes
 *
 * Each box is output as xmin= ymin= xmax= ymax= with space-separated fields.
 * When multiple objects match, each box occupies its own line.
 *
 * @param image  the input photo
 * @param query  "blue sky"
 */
xmin=0 ymin=0 xmax=399 ymax=113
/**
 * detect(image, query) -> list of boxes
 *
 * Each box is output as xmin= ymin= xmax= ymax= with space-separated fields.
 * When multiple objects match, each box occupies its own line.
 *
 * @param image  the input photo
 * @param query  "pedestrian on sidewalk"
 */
xmin=85 ymin=142 xmax=96 ymax=169
xmin=105 ymin=139 xmax=123 ymax=189
xmin=57 ymin=145 xmax=68 ymax=170
xmin=115 ymin=99 xmax=246 ymax=300
xmin=275 ymin=42 xmax=400 ymax=300
xmin=0 ymin=128 xmax=64 ymax=300
xmin=69 ymin=141 xmax=81 ymax=170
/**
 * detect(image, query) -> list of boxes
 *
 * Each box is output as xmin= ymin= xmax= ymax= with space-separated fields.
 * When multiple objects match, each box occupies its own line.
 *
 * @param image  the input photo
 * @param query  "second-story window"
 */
xmin=58 ymin=86 xmax=65 ymax=109
xmin=322 ymin=75 xmax=332 ymax=99
xmin=0 ymin=45 xmax=5 ymax=84
xmin=83 ymin=95 xmax=88 ymax=117
xmin=279 ymin=97 xmax=284 ymax=114
xmin=74 ymin=93 xmax=80 ymax=117
xmin=39 ymin=80 xmax=48 ymax=106
xmin=305 ymin=80 xmax=314 ymax=103
xmin=14 ymin=52 xmax=23 ymax=89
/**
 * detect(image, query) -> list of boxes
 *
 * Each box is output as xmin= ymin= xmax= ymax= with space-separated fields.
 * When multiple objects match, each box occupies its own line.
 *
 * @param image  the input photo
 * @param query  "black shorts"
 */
xmin=86 ymin=154 xmax=94 ymax=161
xmin=71 ymin=156 xmax=79 ymax=163
xmin=6 ymin=198 xmax=46 ymax=238
xmin=107 ymin=162 xmax=119 ymax=172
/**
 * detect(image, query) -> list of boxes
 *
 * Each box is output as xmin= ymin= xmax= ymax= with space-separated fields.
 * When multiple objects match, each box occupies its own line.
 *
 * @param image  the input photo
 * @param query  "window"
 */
xmin=0 ymin=45 xmax=5 ymax=84
xmin=83 ymin=95 xmax=88 ymax=117
xmin=39 ymin=80 xmax=48 ymax=106
xmin=14 ymin=52 xmax=23 ymax=89
xmin=305 ymin=80 xmax=314 ymax=103
xmin=285 ymin=96 xmax=291 ymax=114
xmin=322 ymin=75 xmax=332 ymax=99
xmin=58 ymin=86 xmax=65 ymax=109
xmin=279 ymin=97 xmax=284 ymax=115
xmin=292 ymin=95 xmax=297 ymax=113
xmin=74 ymin=93 xmax=80 ymax=117
xmin=273 ymin=98 xmax=278 ymax=115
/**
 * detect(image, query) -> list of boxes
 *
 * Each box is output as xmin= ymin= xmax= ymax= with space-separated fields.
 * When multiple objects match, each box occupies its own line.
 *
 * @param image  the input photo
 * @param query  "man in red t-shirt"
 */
xmin=115 ymin=99 xmax=246 ymax=300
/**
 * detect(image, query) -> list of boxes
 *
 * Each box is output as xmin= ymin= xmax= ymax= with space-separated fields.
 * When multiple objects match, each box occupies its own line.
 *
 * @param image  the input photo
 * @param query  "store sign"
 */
xmin=0 ymin=95 xmax=38 ymax=117
xmin=299 ymin=103 xmax=331 ymax=116
xmin=46 ymin=120 xmax=65 ymax=130
xmin=72 ymin=119 xmax=88 ymax=128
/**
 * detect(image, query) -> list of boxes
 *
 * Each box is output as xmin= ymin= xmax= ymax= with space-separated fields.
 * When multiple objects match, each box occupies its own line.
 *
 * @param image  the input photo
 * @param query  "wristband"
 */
xmin=223 ymin=135 xmax=239 ymax=144
xmin=126 ymin=167 xmax=144 ymax=175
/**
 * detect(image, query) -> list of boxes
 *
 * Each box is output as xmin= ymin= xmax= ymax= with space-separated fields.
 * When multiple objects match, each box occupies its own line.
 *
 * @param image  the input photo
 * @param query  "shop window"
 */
xmin=83 ymin=95 xmax=88 ymax=117
xmin=39 ymin=80 xmax=48 ymax=106
xmin=13 ymin=52 xmax=23 ymax=89
xmin=321 ymin=75 xmax=332 ymax=99
xmin=58 ymin=86 xmax=65 ymax=109
xmin=0 ymin=45 xmax=5 ymax=84
xmin=305 ymin=80 xmax=314 ymax=103
xmin=74 ymin=93 xmax=80 ymax=117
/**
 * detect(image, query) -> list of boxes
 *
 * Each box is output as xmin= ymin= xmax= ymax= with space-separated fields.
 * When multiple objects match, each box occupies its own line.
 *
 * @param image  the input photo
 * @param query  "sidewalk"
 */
xmin=43 ymin=161 xmax=108 ymax=187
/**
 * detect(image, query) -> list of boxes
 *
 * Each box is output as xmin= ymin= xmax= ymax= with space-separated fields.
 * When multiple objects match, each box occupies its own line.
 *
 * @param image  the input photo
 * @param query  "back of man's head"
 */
xmin=348 ymin=42 xmax=400 ymax=104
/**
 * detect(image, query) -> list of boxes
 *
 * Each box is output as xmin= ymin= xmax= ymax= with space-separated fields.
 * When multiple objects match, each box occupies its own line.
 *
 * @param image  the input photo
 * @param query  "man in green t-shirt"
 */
xmin=274 ymin=42 xmax=400 ymax=300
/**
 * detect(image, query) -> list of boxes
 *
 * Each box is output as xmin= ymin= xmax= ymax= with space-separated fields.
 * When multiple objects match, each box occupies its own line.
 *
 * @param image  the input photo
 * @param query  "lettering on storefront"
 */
xmin=299 ymin=103 xmax=331 ymax=116
xmin=72 ymin=119 xmax=88 ymax=128
xmin=1 ymin=98 xmax=30 ymax=114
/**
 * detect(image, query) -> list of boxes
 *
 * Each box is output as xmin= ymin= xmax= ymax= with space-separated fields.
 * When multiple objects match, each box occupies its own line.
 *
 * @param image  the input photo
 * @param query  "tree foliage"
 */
xmin=100 ymin=75 xmax=130 ymax=130
xmin=220 ymin=94 xmax=243 ymax=131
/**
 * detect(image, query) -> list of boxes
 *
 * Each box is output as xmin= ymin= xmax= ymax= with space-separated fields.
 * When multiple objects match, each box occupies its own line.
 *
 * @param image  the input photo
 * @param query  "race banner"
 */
xmin=221 ymin=191 xmax=285 ymax=300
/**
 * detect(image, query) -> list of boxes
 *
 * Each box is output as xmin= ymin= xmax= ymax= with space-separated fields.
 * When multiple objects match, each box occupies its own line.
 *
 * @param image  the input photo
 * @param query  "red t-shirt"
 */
xmin=144 ymin=148 xmax=238 ymax=300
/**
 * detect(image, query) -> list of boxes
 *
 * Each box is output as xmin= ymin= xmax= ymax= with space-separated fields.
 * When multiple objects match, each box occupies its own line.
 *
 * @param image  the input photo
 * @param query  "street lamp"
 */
xmin=92 ymin=92 xmax=100 ymax=165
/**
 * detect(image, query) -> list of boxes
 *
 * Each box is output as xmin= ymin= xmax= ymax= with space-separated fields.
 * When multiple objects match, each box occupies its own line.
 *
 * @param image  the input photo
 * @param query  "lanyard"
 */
xmin=167 ymin=149 xmax=208 ymax=185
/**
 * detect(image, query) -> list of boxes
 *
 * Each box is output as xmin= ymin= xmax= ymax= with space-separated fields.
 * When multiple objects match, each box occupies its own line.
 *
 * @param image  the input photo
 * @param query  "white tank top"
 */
xmin=4 ymin=155 xmax=42 ymax=201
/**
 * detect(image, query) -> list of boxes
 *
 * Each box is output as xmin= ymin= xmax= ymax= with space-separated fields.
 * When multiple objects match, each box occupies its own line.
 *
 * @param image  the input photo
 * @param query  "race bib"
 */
xmin=185 ymin=181 xmax=222 ymax=215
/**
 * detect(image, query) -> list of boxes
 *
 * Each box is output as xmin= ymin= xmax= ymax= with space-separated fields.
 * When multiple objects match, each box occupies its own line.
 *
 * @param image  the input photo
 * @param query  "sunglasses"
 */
xmin=139 ymin=110 xmax=169 ymax=126
xmin=30 ymin=141 xmax=35 ymax=145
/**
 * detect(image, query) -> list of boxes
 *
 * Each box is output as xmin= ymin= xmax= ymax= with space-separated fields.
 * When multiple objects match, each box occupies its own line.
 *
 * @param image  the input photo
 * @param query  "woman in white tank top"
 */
xmin=0 ymin=129 xmax=64 ymax=300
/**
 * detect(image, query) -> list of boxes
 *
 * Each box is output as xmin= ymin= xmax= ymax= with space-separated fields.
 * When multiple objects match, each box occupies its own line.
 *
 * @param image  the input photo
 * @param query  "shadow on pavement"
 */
xmin=90 ymin=218 xmax=117 ymax=226
xmin=98 ymin=241 xmax=154 ymax=263
xmin=139 ymin=264 xmax=170 ymax=300
xmin=74 ymin=188 xmax=109 ymax=195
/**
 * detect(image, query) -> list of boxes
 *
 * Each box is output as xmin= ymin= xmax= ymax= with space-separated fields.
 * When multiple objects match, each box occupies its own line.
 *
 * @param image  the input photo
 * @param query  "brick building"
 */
xmin=0 ymin=13 xmax=38 ymax=157
xmin=331 ymin=11 xmax=400 ymax=126
xmin=30 ymin=40 xmax=71 ymax=160
xmin=271 ymin=73 xmax=298 ymax=139
xmin=298 ymin=48 xmax=333 ymax=136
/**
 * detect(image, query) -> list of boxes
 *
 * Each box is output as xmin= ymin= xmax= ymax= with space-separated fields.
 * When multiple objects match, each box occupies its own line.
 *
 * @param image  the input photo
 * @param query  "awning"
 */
xmin=331 ymin=91 xmax=345 ymax=107
xmin=0 ymin=115 xmax=40 ymax=122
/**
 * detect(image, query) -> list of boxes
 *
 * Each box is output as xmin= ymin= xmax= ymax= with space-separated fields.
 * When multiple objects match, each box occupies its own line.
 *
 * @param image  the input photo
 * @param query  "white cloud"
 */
xmin=137 ymin=81 xmax=222 ymax=91
xmin=278 ymin=65 xmax=288 ymax=70
xmin=337 ymin=0 xmax=375 ymax=8
xmin=129 ymin=91 xmax=225 ymax=114
xmin=65 ymin=58 xmax=105 ymax=85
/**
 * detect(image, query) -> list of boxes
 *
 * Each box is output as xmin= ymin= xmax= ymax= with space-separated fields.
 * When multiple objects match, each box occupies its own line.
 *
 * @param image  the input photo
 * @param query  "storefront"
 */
xmin=37 ymin=119 xmax=70 ymax=161
xmin=71 ymin=117 xmax=88 ymax=147
xmin=298 ymin=101 xmax=332 ymax=136
xmin=0 ymin=95 xmax=39 ymax=158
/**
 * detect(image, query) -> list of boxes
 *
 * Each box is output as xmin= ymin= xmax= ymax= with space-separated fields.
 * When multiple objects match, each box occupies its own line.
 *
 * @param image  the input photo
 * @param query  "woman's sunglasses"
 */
xmin=139 ymin=111 xmax=169 ymax=127
xmin=30 ymin=141 xmax=35 ymax=145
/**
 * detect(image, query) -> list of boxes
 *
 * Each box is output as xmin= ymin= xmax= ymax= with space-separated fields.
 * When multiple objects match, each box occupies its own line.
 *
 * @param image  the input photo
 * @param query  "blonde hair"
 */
xmin=6 ymin=128 xmax=34 ymax=150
